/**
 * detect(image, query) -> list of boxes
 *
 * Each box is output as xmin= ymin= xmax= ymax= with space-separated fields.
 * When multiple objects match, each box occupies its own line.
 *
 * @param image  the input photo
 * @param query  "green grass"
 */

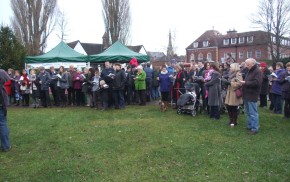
xmin=0 ymin=105 xmax=290 ymax=181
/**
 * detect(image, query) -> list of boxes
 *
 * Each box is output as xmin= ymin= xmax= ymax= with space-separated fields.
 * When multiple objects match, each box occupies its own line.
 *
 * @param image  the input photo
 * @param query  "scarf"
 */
xmin=161 ymin=70 xmax=168 ymax=75
xmin=228 ymin=71 xmax=237 ymax=80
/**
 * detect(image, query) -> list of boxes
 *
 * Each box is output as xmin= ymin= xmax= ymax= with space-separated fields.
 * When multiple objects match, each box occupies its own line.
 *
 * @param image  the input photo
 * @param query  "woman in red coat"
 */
xmin=4 ymin=79 xmax=11 ymax=96
xmin=4 ymin=79 xmax=12 ymax=105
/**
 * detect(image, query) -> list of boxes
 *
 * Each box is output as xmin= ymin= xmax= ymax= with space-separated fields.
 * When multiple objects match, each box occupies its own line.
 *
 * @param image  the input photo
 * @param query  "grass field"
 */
xmin=0 ymin=104 xmax=290 ymax=181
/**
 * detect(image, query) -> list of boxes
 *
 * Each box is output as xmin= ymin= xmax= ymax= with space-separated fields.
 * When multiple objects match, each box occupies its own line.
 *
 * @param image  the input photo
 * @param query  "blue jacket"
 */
xmin=159 ymin=71 xmax=172 ymax=92
xmin=38 ymin=71 xmax=51 ymax=91
xmin=272 ymin=69 xmax=286 ymax=95
xmin=58 ymin=72 xmax=69 ymax=89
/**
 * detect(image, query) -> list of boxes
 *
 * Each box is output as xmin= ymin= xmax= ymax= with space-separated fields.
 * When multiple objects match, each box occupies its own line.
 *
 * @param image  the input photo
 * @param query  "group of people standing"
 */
xmin=158 ymin=58 xmax=290 ymax=135
xmin=3 ymin=61 xmax=156 ymax=111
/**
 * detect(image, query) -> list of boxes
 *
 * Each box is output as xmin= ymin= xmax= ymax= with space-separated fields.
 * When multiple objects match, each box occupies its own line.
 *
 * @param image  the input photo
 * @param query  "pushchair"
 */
xmin=176 ymin=83 xmax=198 ymax=116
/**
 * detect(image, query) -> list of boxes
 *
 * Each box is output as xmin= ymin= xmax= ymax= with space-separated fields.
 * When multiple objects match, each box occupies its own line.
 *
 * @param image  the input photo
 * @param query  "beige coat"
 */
xmin=224 ymin=72 xmax=243 ymax=106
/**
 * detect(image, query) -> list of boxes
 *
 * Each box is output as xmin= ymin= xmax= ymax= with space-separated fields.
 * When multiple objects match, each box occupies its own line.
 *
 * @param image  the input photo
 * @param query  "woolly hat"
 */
xmin=114 ymin=63 xmax=121 ymax=67
xmin=260 ymin=62 xmax=267 ymax=67
xmin=136 ymin=65 xmax=143 ymax=70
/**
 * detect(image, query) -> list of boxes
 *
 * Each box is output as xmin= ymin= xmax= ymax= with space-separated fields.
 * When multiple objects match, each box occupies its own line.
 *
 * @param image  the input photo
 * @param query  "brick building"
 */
xmin=186 ymin=29 xmax=290 ymax=63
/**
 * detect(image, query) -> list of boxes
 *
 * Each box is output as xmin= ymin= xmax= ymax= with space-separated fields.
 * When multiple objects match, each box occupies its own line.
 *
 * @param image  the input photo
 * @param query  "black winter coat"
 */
xmin=242 ymin=65 xmax=263 ymax=102
xmin=112 ymin=69 xmax=126 ymax=90
xmin=205 ymin=71 xmax=222 ymax=107
xmin=281 ymin=71 xmax=290 ymax=99
xmin=260 ymin=69 xmax=271 ymax=95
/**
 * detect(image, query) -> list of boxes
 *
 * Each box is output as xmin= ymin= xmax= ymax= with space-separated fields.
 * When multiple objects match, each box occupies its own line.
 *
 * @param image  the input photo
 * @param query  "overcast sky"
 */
xmin=0 ymin=0 xmax=260 ymax=55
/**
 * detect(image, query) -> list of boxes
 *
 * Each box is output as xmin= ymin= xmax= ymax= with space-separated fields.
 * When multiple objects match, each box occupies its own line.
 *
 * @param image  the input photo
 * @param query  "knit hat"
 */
xmin=136 ymin=65 xmax=143 ymax=70
xmin=260 ymin=62 xmax=267 ymax=67
xmin=114 ymin=63 xmax=121 ymax=67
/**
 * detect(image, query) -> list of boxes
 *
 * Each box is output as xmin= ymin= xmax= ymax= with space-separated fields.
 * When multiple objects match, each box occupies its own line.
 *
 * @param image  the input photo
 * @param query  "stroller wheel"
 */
xmin=177 ymin=108 xmax=182 ymax=115
xmin=191 ymin=110 xmax=196 ymax=116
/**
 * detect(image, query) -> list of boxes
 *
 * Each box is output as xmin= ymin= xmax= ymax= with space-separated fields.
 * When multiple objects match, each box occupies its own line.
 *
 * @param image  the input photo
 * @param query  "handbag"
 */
xmin=235 ymin=87 xmax=243 ymax=98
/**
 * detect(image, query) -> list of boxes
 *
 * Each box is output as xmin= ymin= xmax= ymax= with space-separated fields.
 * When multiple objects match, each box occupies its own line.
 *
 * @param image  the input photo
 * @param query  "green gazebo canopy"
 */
xmin=25 ymin=41 xmax=88 ymax=63
xmin=90 ymin=41 xmax=149 ymax=63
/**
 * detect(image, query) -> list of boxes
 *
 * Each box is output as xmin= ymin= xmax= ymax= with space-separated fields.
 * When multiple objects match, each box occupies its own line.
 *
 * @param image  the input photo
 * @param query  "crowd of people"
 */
xmin=1 ymin=58 xmax=290 ymax=152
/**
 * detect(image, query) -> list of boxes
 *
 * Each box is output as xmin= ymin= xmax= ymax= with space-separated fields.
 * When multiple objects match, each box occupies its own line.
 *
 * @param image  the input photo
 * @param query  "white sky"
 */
xmin=0 ymin=0 xmax=260 ymax=55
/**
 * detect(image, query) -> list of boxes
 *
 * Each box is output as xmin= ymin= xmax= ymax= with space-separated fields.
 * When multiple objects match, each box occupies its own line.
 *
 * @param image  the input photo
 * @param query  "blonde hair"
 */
xmin=230 ymin=63 xmax=240 ymax=72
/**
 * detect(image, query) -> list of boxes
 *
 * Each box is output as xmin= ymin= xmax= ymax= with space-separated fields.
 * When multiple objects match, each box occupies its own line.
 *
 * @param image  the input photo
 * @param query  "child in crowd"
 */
xmin=99 ymin=80 xmax=109 ymax=111
xmin=13 ymin=70 xmax=21 ymax=106
xmin=92 ymin=70 xmax=100 ymax=109
xmin=29 ymin=69 xmax=40 ymax=108
xmin=204 ymin=68 xmax=214 ymax=98
xmin=19 ymin=69 xmax=30 ymax=106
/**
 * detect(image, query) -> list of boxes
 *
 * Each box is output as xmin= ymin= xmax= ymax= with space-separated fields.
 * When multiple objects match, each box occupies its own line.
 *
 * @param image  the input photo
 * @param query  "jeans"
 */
xmin=67 ymin=87 xmax=75 ymax=105
xmin=151 ymin=86 xmax=160 ymax=100
xmin=50 ymin=85 xmax=59 ymax=106
xmin=113 ymin=90 xmax=125 ymax=109
xmin=58 ymin=88 xmax=67 ymax=106
xmin=272 ymin=93 xmax=283 ymax=114
xmin=210 ymin=106 xmax=220 ymax=119
xmin=0 ymin=109 xmax=10 ymax=150
xmin=244 ymin=100 xmax=259 ymax=132
xmin=284 ymin=98 xmax=290 ymax=118
xmin=259 ymin=94 xmax=268 ymax=107
xmin=40 ymin=90 xmax=51 ymax=107
xmin=93 ymin=91 xmax=100 ymax=108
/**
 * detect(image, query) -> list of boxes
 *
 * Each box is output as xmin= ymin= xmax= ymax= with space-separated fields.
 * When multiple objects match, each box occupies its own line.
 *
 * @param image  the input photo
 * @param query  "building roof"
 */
xmin=68 ymin=40 xmax=149 ymax=55
xmin=218 ymin=30 xmax=269 ymax=48
xmin=81 ymin=42 xmax=103 ymax=55
xmin=67 ymin=40 xmax=104 ymax=55
xmin=186 ymin=30 xmax=222 ymax=49
xmin=67 ymin=40 xmax=79 ymax=49
xmin=127 ymin=45 xmax=143 ymax=53
xmin=186 ymin=30 xmax=272 ymax=50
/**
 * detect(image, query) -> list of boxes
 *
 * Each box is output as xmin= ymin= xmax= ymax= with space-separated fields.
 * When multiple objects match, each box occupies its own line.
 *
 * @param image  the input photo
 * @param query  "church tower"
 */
xmin=167 ymin=30 xmax=174 ymax=60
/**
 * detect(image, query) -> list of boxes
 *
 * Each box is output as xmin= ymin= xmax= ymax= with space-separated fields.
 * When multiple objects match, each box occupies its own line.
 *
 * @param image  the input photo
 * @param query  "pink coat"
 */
xmin=73 ymin=72 xmax=84 ymax=90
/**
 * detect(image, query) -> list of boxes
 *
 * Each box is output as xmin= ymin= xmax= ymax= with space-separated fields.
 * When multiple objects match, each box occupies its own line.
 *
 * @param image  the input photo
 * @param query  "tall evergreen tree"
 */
xmin=0 ymin=26 xmax=26 ymax=70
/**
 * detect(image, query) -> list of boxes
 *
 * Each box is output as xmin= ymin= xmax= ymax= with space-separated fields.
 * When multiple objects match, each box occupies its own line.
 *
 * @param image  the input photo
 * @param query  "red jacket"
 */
xmin=129 ymin=57 xmax=138 ymax=67
xmin=4 ymin=79 xmax=12 ymax=96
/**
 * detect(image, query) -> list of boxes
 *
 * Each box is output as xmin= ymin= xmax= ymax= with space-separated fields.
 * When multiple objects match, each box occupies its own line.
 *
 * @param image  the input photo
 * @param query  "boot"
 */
xmin=232 ymin=111 xmax=238 ymax=126
xmin=164 ymin=101 xmax=168 ymax=111
xmin=227 ymin=111 xmax=233 ymax=125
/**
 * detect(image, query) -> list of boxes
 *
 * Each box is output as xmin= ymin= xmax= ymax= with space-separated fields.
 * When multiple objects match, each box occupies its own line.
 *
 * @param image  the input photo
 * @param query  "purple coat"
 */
xmin=73 ymin=72 xmax=84 ymax=90
xmin=272 ymin=69 xmax=286 ymax=95
xmin=159 ymin=71 xmax=172 ymax=92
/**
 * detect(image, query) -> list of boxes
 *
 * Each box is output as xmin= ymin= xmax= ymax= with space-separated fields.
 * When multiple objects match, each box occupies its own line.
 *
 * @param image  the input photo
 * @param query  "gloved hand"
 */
xmin=221 ymin=78 xmax=231 ymax=85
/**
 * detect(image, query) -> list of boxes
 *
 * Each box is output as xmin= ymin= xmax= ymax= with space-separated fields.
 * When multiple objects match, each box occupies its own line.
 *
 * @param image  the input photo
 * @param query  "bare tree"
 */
xmin=10 ymin=0 xmax=58 ymax=55
xmin=252 ymin=0 xmax=290 ymax=62
xmin=56 ymin=9 xmax=69 ymax=41
xmin=102 ymin=0 xmax=131 ymax=45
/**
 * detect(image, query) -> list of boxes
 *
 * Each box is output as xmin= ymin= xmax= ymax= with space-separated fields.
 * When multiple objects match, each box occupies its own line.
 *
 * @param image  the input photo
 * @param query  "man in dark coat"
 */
xmin=0 ymin=69 xmax=11 ymax=152
xmin=144 ymin=63 xmax=153 ymax=101
xmin=112 ymin=63 xmax=126 ymax=109
xmin=196 ymin=61 xmax=206 ymax=113
xmin=38 ymin=66 xmax=52 ymax=108
xmin=101 ymin=61 xmax=115 ymax=108
xmin=240 ymin=58 xmax=263 ymax=135
xmin=259 ymin=62 xmax=271 ymax=108
xmin=49 ymin=66 xmax=59 ymax=106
